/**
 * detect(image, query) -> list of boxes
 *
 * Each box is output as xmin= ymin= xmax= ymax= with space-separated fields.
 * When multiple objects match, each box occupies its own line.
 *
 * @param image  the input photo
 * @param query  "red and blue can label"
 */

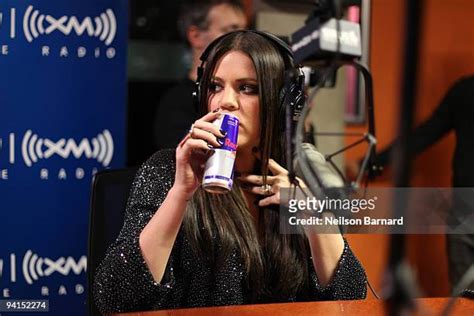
xmin=203 ymin=113 xmax=239 ymax=193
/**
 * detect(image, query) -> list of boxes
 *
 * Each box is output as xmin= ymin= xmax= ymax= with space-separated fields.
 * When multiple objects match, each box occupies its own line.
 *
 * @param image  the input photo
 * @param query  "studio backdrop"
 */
xmin=0 ymin=0 xmax=127 ymax=314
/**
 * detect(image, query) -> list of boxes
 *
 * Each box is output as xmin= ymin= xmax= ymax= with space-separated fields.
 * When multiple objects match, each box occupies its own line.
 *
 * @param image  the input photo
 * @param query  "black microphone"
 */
xmin=294 ymin=143 xmax=344 ymax=188
xmin=290 ymin=18 xmax=362 ymax=65
xmin=294 ymin=142 xmax=354 ymax=234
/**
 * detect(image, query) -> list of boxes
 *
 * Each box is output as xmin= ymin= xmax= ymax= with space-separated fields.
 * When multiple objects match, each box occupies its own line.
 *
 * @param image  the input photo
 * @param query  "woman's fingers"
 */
xmin=238 ymin=167 xmax=293 ymax=207
xmin=257 ymin=192 xmax=281 ymax=207
xmin=193 ymin=120 xmax=226 ymax=138
xmin=192 ymin=108 xmax=225 ymax=138
xmin=173 ymin=110 xmax=226 ymax=195
xmin=268 ymin=158 xmax=288 ymax=176
xmin=185 ymin=113 xmax=227 ymax=148
xmin=244 ymin=183 xmax=274 ymax=196
xmin=181 ymin=138 xmax=212 ymax=154
xmin=237 ymin=159 xmax=295 ymax=208
xmin=238 ymin=174 xmax=276 ymax=186
xmin=190 ymin=125 xmax=223 ymax=148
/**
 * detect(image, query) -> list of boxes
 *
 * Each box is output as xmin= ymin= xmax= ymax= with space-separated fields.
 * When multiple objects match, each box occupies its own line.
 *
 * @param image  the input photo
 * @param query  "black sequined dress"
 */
xmin=93 ymin=150 xmax=367 ymax=313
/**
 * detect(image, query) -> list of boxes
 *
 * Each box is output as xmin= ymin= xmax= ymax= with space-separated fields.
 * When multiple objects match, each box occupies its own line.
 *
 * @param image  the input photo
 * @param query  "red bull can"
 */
xmin=203 ymin=113 xmax=239 ymax=193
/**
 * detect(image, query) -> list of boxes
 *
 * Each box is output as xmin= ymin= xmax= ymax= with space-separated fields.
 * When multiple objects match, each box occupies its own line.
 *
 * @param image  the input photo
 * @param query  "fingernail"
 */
xmin=219 ymin=129 xmax=227 ymax=136
xmin=217 ymin=137 xmax=224 ymax=146
xmin=207 ymin=144 xmax=214 ymax=149
xmin=212 ymin=107 xmax=220 ymax=113
xmin=252 ymin=146 xmax=259 ymax=153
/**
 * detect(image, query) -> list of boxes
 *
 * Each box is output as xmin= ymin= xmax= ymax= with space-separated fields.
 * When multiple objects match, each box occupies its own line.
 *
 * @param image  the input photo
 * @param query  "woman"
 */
xmin=93 ymin=31 xmax=367 ymax=313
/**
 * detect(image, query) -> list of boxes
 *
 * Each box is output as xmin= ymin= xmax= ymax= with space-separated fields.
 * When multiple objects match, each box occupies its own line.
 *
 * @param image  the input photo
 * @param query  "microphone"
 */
xmin=293 ymin=142 xmax=352 ymax=234
xmin=290 ymin=18 xmax=362 ymax=65
xmin=294 ymin=142 xmax=344 ymax=188
xmin=294 ymin=142 xmax=352 ymax=217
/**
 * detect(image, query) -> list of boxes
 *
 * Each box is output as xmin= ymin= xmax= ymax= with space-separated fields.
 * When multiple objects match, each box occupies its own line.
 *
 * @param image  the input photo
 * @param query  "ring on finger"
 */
xmin=261 ymin=184 xmax=272 ymax=195
xmin=189 ymin=123 xmax=195 ymax=137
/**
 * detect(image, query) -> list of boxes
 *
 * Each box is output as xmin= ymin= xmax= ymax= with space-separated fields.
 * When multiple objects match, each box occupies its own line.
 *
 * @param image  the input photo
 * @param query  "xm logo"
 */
xmin=22 ymin=5 xmax=117 ymax=45
xmin=21 ymin=129 xmax=114 ymax=167
xmin=0 ymin=252 xmax=86 ymax=285
xmin=22 ymin=250 xmax=87 ymax=285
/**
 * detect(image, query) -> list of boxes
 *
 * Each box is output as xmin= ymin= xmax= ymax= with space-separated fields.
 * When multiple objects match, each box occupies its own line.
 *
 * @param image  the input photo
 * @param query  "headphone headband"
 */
xmin=199 ymin=30 xmax=294 ymax=66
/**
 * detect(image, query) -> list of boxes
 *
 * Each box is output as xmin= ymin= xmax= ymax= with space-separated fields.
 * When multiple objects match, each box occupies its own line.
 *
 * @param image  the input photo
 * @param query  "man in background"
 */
xmin=153 ymin=0 xmax=247 ymax=150
xmin=371 ymin=76 xmax=474 ymax=295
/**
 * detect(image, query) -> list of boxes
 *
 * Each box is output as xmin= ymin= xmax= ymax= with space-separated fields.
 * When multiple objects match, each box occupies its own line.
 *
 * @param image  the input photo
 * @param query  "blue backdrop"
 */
xmin=0 ymin=0 xmax=127 ymax=314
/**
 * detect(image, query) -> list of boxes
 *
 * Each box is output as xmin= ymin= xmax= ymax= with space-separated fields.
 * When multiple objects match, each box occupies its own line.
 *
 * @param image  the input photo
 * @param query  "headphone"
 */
xmin=192 ymin=30 xmax=306 ymax=131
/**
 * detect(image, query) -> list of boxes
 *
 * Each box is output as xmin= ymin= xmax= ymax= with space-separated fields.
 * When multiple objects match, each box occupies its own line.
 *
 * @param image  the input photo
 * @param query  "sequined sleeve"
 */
xmin=93 ymin=149 xmax=179 ymax=313
xmin=309 ymin=239 xmax=368 ymax=300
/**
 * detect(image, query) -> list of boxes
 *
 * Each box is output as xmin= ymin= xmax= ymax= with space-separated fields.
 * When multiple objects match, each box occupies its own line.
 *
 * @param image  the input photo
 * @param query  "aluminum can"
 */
xmin=202 ymin=113 xmax=239 ymax=193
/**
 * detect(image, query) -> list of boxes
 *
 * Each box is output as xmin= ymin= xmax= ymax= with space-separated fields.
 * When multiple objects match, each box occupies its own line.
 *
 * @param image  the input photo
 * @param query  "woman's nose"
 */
xmin=219 ymin=87 xmax=239 ymax=111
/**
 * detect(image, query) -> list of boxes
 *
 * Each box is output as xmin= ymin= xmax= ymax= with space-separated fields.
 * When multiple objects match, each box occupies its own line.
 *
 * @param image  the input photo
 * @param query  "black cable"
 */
xmin=368 ymin=279 xmax=380 ymax=299
xmin=385 ymin=0 xmax=424 ymax=315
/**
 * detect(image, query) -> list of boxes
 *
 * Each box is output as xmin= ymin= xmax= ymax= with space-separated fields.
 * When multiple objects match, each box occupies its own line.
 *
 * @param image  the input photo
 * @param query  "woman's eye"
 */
xmin=240 ymin=84 xmax=258 ymax=94
xmin=209 ymin=82 xmax=222 ymax=93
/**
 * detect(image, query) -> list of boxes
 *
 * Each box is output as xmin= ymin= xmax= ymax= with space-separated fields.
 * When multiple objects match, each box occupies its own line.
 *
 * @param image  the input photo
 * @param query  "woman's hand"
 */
xmin=173 ymin=109 xmax=225 ymax=199
xmin=239 ymin=159 xmax=303 ymax=207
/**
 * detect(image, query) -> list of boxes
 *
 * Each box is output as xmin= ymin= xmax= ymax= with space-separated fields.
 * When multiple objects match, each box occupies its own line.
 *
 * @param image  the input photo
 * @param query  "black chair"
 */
xmin=87 ymin=167 xmax=138 ymax=316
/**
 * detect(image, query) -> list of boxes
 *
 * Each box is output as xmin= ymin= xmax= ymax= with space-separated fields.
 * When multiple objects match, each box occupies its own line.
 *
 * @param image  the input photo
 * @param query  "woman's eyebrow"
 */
xmin=211 ymin=77 xmax=223 ymax=83
xmin=211 ymin=77 xmax=258 ymax=83
xmin=236 ymin=78 xmax=258 ymax=83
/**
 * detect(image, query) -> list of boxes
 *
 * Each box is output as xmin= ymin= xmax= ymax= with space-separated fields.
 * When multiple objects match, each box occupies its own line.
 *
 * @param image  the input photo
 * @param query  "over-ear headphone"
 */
xmin=192 ymin=30 xmax=306 ymax=131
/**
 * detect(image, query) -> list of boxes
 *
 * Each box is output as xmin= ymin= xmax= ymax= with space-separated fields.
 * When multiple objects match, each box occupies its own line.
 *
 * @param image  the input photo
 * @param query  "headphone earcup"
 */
xmin=278 ymin=75 xmax=305 ymax=133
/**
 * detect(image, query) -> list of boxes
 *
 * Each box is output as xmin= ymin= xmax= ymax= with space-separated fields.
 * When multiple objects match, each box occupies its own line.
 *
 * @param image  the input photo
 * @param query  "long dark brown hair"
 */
xmin=184 ymin=31 xmax=310 ymax=302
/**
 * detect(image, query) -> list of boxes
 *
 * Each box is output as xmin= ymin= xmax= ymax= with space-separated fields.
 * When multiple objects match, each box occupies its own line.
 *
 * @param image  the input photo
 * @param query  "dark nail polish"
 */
xmin=204 ymin=146 xmax=215 ymax=155
xmin=217 ymin=137 xmax=224 ymax=146
xmin=252 ymin=146 xmax=259 ymax=153
xmin=219 ymin=129 xmax=227 ymax=136
xmin=207 ymin=144 xmax=214 ymax=149
xmin=212 ymin=108 xmax=220 ymax=113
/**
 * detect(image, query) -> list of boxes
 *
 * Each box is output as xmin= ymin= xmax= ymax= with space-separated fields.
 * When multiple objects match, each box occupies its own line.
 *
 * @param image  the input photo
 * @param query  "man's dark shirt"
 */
xmin=377 ymin=76 xmax=474 ymax=187
xmin=153 ymin=78 xmax=198 ymax=150
xmin=376 ymin=77 xmax=474 ymax=292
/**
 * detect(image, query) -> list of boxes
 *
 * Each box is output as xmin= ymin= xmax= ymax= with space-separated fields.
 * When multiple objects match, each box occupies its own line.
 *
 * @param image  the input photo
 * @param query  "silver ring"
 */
xmin=189 ymin=123 xmax=195 ymax=136
xmin=261 ymin=184 xmax=272 ymax=195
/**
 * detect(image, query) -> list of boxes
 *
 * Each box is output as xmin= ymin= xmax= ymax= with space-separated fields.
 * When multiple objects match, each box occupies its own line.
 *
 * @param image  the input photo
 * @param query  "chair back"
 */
xmin=87 ymin=167 xmax=137 ymax=316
